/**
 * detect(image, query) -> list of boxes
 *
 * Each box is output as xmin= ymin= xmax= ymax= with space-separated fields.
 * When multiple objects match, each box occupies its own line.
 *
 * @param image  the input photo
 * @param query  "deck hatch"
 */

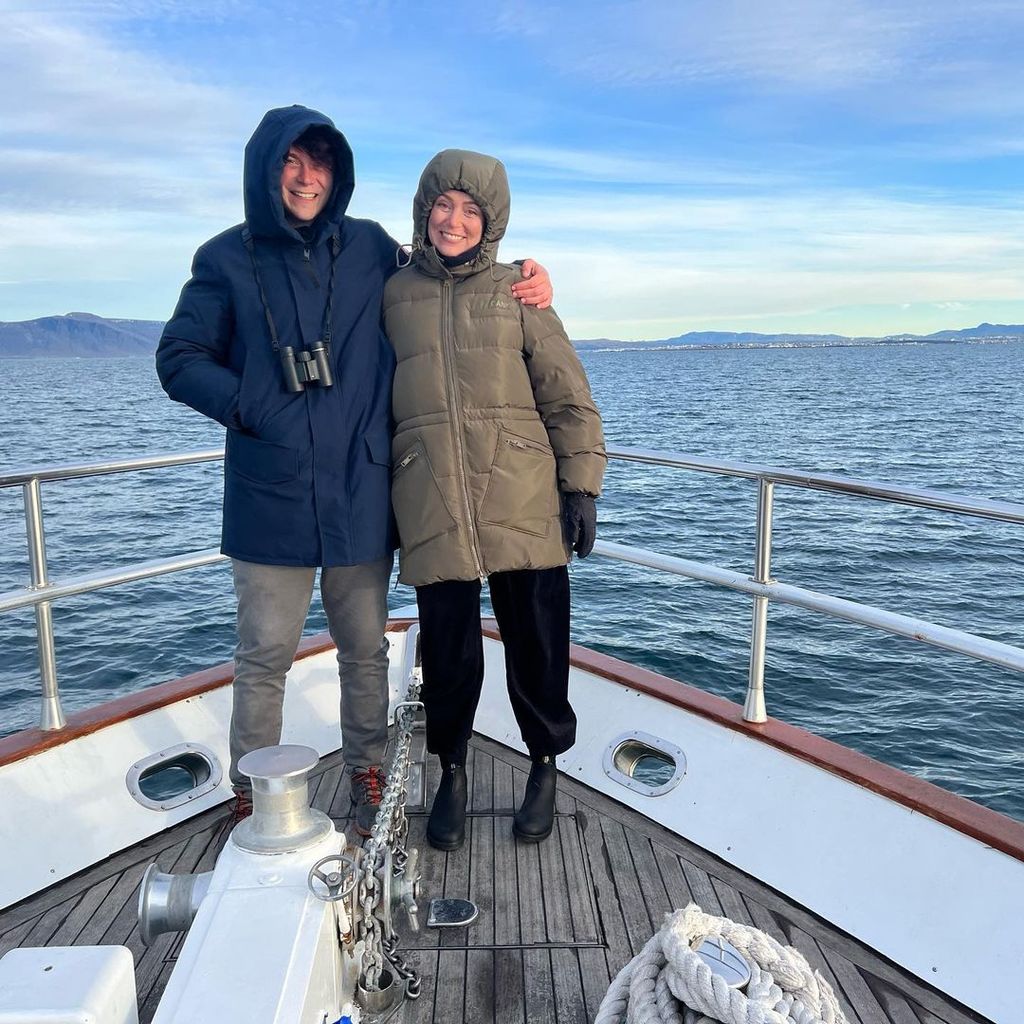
xmin=126 ymin=743 xmax=222 ymax=810
xmin=604 ymin=731 xmax=685 ymax=796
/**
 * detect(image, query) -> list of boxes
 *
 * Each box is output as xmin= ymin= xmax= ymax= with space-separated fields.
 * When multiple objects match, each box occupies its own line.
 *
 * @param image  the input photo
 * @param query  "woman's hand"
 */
xmin=562 ymin=492 xmax=597 ymax=558
xmin=511 ymin=260 xmax=553 ymax=309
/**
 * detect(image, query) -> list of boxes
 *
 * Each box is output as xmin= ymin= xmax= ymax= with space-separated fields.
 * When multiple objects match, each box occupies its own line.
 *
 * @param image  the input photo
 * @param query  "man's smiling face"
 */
xmin=280 ymin=144 xmax=333 ymax=225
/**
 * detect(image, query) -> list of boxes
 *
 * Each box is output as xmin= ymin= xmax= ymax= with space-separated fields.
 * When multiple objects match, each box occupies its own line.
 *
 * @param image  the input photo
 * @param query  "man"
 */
xmin=156 ymin=105 xmax=550 ymax=834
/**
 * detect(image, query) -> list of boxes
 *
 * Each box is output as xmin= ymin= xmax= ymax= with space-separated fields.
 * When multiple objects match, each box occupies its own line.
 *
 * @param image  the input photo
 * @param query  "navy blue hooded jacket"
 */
xmin=156 ymin=106 xmax=398 ymax=566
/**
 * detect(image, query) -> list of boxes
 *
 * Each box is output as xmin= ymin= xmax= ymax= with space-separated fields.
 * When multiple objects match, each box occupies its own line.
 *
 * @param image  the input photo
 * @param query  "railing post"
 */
xmin=744 ymin=478 xmax=774 ymax=723
xmin=23 ymin=478 xmax=65 ymax=730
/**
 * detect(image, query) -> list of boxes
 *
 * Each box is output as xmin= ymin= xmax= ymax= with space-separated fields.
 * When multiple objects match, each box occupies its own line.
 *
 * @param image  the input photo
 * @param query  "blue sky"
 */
xmin=2 ymin=0 xmax=1023 ymax=339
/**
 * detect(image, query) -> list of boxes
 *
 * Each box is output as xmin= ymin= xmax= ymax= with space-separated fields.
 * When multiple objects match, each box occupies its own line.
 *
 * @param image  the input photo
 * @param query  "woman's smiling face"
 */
xmin=428 ymin=190 xmax=484 ymax=257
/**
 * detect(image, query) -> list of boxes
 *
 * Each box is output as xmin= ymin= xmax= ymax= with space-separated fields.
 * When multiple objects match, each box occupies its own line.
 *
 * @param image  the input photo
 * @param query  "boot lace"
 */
xmin=352 ymin=765 xmax=385 ymax=806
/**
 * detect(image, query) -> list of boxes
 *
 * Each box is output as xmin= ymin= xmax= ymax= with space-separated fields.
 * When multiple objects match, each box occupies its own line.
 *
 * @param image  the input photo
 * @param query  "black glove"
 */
xmin=562 ymin=492 xmax=597 ymax=559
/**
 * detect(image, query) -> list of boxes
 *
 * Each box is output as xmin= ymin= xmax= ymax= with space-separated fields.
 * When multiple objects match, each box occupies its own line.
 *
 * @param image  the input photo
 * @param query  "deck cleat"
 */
xmin=137 ymin=863 xmax=213 ymax=946
xmin=232 ymin=745 xmax=334 ymax=854
xmin=690 ymin=934 xmax=753 ymax=989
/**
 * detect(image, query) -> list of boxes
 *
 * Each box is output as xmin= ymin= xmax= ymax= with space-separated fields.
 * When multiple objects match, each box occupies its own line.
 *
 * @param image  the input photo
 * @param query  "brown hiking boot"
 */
xmin=227 ymin=785 xmax=253 ymax=827
xmin=351 ymin=765 xmax=385 ymax=837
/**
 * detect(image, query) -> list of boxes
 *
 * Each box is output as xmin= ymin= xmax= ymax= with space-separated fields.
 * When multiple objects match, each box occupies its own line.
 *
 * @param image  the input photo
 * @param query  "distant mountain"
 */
xmin=574 ymin=330 xmax=850 ymax=350
xmin=574 ymin=323 xmax=1024 ymax=351
xmin=0 ymin=313 xmax=164 ymax=358
xmin=2 ymin=314 xmax=1023 ymax=358
xmin=923 ymin=322 xmax=1024 ymax=341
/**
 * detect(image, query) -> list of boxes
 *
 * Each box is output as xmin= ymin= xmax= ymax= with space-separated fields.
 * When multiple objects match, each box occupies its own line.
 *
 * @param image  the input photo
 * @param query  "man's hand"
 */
xmin=562 ymin=492 xmax=597 ymax=558
xmin=511 ymin=259 xmax=553 ymax=309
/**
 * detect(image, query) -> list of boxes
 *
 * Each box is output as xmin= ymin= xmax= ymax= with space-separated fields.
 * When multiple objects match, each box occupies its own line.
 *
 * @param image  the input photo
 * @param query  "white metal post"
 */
xmin=743 ymin=478 xmax=774 ymax=723
xmin=24 ymin=477 xmax=65 ymax=729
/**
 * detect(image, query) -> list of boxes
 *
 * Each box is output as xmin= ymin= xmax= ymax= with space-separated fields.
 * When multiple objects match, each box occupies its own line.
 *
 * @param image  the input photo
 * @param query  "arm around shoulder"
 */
xmin=156 ymin=245 xmax=242 ymax=429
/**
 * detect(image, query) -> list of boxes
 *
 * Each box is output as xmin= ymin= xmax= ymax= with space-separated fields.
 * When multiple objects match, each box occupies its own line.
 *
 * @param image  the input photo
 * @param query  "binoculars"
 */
xmin=280 ymin=341 xmax=334 ymax=393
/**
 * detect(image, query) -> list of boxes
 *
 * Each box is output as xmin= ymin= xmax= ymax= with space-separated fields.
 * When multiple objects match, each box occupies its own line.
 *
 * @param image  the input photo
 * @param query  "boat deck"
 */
xmin=0 ymin=735 xmax=990 ymax=1024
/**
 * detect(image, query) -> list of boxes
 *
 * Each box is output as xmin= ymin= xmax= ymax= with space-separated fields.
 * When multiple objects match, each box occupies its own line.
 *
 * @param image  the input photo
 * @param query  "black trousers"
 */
xmin=416 ymin=565 xmax=576 ymax=763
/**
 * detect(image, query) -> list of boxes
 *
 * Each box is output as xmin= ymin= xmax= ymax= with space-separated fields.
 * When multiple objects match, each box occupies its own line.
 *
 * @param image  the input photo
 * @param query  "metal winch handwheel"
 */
xmin=308 ymin=852 xmax=359 ymax=903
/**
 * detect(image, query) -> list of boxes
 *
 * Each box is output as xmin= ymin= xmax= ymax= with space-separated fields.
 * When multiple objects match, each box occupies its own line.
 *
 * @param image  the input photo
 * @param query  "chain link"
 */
xmin=382 ymin=934 xmax=422 ymax=1001
xmin=355 ymin=665 xmax=423 ymax=993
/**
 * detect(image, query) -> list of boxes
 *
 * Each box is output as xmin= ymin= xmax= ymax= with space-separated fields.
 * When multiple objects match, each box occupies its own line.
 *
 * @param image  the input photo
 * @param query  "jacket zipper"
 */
xmin=441 ymin=279 xmax=486 ymax=579
xmin=301 ymin=245 xmax=319 ymax=286
xmin=396 ymin=449 xmax=419 ymax=472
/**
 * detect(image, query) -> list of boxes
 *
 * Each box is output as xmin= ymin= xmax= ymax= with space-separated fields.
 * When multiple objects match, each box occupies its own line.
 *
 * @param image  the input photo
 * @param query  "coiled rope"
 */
xmin=594 ymin=904 xmax=848 ymax=1024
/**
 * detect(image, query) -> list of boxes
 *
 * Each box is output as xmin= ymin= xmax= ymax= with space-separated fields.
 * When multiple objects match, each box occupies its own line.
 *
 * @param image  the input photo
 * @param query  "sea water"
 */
xmin=1 ymin=342 xmax=1021 ymax=818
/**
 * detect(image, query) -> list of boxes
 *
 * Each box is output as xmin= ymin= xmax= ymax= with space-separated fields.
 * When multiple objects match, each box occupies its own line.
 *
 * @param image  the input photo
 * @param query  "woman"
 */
xmin=383 ymin=150 xmax=606 ymax=849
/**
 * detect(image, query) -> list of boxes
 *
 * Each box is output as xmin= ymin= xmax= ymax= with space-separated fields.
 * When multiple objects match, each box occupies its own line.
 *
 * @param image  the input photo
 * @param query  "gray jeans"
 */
xmin=229 ymin=556 xmax=393 ymax=787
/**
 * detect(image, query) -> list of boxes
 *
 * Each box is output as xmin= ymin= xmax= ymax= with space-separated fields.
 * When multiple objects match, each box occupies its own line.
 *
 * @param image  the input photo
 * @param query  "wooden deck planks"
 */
xmin=598 ymin=815 xmax=656 ymax=955
xmin=494 ymin=949 xmax=526 ymax=1024
xmin=786 ymin=922 xmax=867 ymax=1024
xmin=522 ymin=947 xmax=556 ymax=1023
xmin=550 ymin=947 xmax=588 ymax=1024
xmin=434 ymin=948 xmax=469 ymax=1021
xmin=629 ymin=835 xmax=675 ymax=928
xmin=516 ymin=832 xmax=547 ymax=945
xmin=0 ymin=734 xmax=994 ymax=1024
xmin=578 ymin=808 xmax=633 ymax=972
xmin=0 ymin=917 xmax=38 ymax=959
xmin=440 ymin=820 xmax=473 ymax=949
xmin=537 ymin=813 xmax=574 ymax=943
xmin=867 ymin=978 xmax=935 ymax=1024
xmin=464 ymin=948 xmax=495 ymax=1023
xmin=557 ymin=814 xmax=601 ymax=943
xmin=578 ymin=945 xmax=613 ymax=1022
xmin=402 ymin=948 xmax=438 ymax=1024
xmin=739 ymin=891 xmax=789 ymax=945
xmin=469 ymin=808 xmax=497 ymax=946
xmin=48 ymin=874 xmax=120 ymax=947
xmin=493 ymin=813 xmax=522 ymax=947
xmin=649 ymin=841 xmax=693 ymax=913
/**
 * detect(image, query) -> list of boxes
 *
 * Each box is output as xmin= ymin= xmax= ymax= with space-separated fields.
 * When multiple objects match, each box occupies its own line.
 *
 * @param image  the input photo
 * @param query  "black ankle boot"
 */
xmin=513 ymin=756 xmax=557 ymax=843
xmin=427 ymin=762 xmax=468 ymax=851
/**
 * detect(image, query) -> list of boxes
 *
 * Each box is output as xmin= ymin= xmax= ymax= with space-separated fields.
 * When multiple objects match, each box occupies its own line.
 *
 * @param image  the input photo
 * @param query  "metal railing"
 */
xmin=0 ymin=450 xmax=226 ymax=729
xmin=2 ymin=445 xmax=1023 ymax=731
xmin=599 ymin=445 xmax=1024 ymax=722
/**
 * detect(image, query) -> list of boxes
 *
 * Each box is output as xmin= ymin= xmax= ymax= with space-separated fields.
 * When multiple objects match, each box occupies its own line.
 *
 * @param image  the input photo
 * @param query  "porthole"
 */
xmin=126 ymin=743 xmax=222 ymax=811
xmin=603 ymin=731 xmax=685 ymax=797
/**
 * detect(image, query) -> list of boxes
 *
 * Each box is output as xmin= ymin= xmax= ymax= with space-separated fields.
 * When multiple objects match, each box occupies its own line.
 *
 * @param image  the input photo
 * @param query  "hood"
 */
xmin=412 ymin=150 xmax=510 ymax=272
xmin=243 ymin=105 xmax=355 ymax=244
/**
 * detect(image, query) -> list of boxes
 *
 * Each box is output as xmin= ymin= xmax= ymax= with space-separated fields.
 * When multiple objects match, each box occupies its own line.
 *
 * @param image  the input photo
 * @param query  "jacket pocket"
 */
xmin=365 ymin=430 xmax=392 ymax=467
xmin=226 ymin=430 xmax=299 ymax=485
xmin=478 ymin=429 xmax=559 ymax=538
xmin=392 ymin=441 xmax=456 ymax=553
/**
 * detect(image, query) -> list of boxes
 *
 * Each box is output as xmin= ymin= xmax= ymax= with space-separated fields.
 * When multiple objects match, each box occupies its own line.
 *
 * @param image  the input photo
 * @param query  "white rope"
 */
xmin=594 ymin=904 xmax=847 ymax=1024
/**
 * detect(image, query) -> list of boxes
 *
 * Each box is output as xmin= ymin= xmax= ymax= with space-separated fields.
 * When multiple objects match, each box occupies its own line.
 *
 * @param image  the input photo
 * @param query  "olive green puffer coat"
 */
xmin=383 ymin=149 xmax=606 ymax=586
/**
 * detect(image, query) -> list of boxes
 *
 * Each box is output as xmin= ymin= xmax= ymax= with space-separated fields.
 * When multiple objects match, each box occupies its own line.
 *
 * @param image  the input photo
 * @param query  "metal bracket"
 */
xmin=426 ymin=898 xmax=479 ymax=928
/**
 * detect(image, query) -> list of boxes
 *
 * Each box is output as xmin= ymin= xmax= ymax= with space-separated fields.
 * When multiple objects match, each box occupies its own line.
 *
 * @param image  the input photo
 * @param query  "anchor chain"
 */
xmin=355 ymin=668 xmax=424 ymax=995
xmin=383 ymin=933 xmax=422 ymax=1000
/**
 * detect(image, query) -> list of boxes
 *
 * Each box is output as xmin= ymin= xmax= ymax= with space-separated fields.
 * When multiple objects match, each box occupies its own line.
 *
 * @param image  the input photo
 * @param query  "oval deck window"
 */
xmin=604 ymin=732 xmax=685 ymax=797
xmin=127 ymin=744 xmax=222 ymax=811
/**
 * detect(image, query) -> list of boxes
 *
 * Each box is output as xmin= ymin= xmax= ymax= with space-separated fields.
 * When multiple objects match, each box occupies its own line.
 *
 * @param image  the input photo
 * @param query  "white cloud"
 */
xmin=491 ymin=1 xmax=1024 ymax=117
xmin=3 ymin=0 xmax=1022 ymax=339
xmin=497 ymin=186 xmax=1024 ymax=338
xmin=1 ymin=12 xmax=238 ymax=143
